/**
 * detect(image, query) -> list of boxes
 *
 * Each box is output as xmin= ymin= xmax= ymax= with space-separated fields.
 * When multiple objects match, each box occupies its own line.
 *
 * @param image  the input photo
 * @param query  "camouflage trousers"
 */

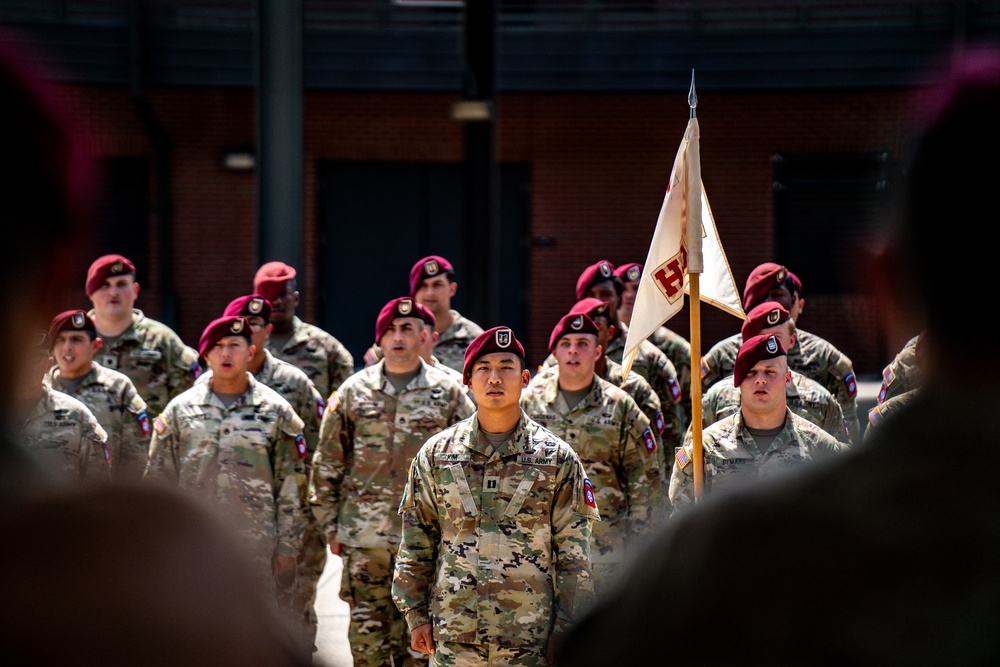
xmin=341 ymin=546 xmax=426 ymax=667
xmin=283 ymin=521 xmax=327 ymax=652
xmin=431 ymin=641 xmax=548 ymax=667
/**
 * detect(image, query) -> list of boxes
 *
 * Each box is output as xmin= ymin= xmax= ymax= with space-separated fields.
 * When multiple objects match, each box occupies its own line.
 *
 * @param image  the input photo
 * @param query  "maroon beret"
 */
xmin=733 ymin=333 xmax=786 ymax=387
xmin=548 ymin=312 xmax=599 ymax=352
xmin=742 ymin=262 xmax=788 ymax=311
xmin=463 ymin=326 xmax=525 ymax=384
xmin=85 ymin=254 xmax=135 ymax=296
xmin=223 ymin=294 xmax=271 ymax=322
xmin=47 ymin=309 xmax=96 ymax=348
xmin=575 ymin=260 xmax=617 ymax=301
xmin=253 ymin=261 xmax=296 ymax=302
xmin=413 ymin=301 xmax=436 ymax=328
xmin=375 ymin=297 xmax=423 ymax=344
xmin=741 ymin=301 xmax=791 ymax=340
xmin=198 ymin=316 xmax=252 ymax=359
xmin=786 ymin=269 xmax=803 ymax=294
xmin=409 ymin=255 xmax=454 ymax=297
xmin=568 ymin=297 xmax=612 ymax=323
xmin=613 ymin=262 xmax=643 ymax=283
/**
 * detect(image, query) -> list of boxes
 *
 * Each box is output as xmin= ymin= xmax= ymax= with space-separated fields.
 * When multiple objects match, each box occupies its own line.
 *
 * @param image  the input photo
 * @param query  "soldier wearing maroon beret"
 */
xmin=522 ymin=311 xmax=662 ymax=595
xmin=85 ymin=253 xmax=201 ymax=420
xmin=253 ymin=261 xmax=354 ymax=402
xmin=700 ymin=261 xmax=861 ymax=445
xmin=668 ymin=333 xmax=847 ymax=513
xmin=200 ymin=294 xmax=328 ymax=651
xmin=45 ymin=309 xmax=152 ymax=484
xmin=613 ymin=261 xmax=694 ymax=429
xmin=393 ymin=325 xmax=599 ymax=664
xmin=409 ymin=254 xmax=484 ymax=374
xmin=311 ymin=296 xmax=473 ymax=667
xmin=145 ymin=315 xmax=309 ymax=612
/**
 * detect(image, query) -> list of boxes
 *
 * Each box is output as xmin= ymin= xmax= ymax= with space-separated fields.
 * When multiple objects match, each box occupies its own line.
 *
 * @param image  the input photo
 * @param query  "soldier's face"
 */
xmin=205 ymin=336 xmax=253 ymax=380
xmin=267 ymin=282 xmax=299 ymax=324
xmin=620 ymin=280 xmax=639 ymax=313
xmin=378 ymin=317 xmax=425 ymax=369
xmin=586 ymin=280 xmax=620 ymax=312
xmin=553 ymin=334 xmax=600 ymax=385
xmin=760 ymin=323 xmax=795 ymax=353
xmin=739 ymin=356 xmax=791 ymax=417
xmin=52 ymin=331 xmax=100 ymax=378
xmin=415 ymin=276 xmax=455 ymax=316
xmin=90 ymin=275 xmax=138 ymax=316
xmin=468 ymin=352 xmax=529 ymax=410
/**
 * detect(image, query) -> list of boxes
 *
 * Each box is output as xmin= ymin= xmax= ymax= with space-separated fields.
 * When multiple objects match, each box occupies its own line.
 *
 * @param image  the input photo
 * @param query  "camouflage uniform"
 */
xmin=432 ymin=310 xmax=484 ymax=373
xmin=311 ymin=360 xmax=474 ymax=667
xmin=521 ymin=371 xmax=661 ymax=595
xmin=392 ymin=412 xmax=599 ymax=661
xmin=144 ymin=373 xmax=308 ymax=598
xmin=265 ymin=315 xmax=354 ymax=401
xmin=199 ymin=349 xmax=327 ymax=646
xmin=45 ymin=361 xmax=151 ymax=484
xmin=878 ymin=334 xmax=922 ymax=404
xmin=865 ymin=388 xmax=919 ymax=444
xmin=700 ymin=371 xmax=851 ymax=444
xmin=669 ymin=408 xmax=847 ymax=512
xmin=699 ymin=329 xmax=860 ymax=445
xmin=631 ymin=322 xmax=693 ymax=430
xmin=20 ymin=384 xmax=110 ymax=484
xmin=601 ymin=332 xmax=685 ymax=433
xmin=88 ymin=308 xmax=201 ymax=418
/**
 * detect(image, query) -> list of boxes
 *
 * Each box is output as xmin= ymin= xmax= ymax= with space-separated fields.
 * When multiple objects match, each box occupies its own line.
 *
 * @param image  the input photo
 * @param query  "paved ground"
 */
xmin=308 ymin=381 xmax=882 ymax=667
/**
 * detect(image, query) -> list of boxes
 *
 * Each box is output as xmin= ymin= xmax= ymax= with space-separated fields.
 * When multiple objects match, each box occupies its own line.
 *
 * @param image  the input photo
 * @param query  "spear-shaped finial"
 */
xmin=689 ymin=69 xmax=698 ymax=119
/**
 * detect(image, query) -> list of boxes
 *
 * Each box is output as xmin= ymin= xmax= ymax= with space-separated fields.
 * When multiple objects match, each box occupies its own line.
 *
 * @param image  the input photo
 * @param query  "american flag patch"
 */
xmin=138 ymin=411 xmax=151 ymax=436
xmin=868 ymin=406 xmax=883 ymax=427
xmin=295 ymin=434 xmax=308 ymax=459
xmin=669 ymin=378 xmax=682 ymax=402
xmin=654 ymin=410 xmax=665 ymax=434
xmin=153 ymin=415 xmax=168 ymax=434
xmin=583 ymin=478 xmax=598 ymax=508
xmin=844 ymin=372 xmax=858 ymax=398
xmin=675 ymin=446 xmax=691 ymax=469
xmin=642 ymin=428 xmax=657 ymax=452
xmin=699 ymin=357 xmax=711 ymax=378
xmin=882 ymin=364 xmax=896 ymax=385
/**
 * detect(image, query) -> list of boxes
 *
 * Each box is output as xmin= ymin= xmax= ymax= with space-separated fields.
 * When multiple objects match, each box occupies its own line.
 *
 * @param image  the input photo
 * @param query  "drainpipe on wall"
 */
xmin=128 ymin=0 xmax=178 ymax=330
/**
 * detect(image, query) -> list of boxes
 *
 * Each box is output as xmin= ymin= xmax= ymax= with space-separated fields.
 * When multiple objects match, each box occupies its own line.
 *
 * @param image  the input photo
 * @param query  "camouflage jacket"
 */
xmin=144 ymin=374 xmax=308 ymax=560
xmin=865 ymin=388 xmax=919 ymax=443
xmin=521 ymin=371 xmax=662 ymax=560
xmin=624 ymin=322 xmax=693 ymax=429
xmin=669 ymin=408 xmax=848 ymax=512
xmin=432 ymin=310 xmax=484 ymax=373
xmin=89 ymin=308 xmax=201 ymax=418
xmin=699 ymin=329 xmax=860 ymax=445
xmin=392 ymin=411 xmax=599 ymax=647
xmin=878 ymin=334 xmax=922 ymax=404
xmin=20 ymin=384 xmax=110 ymax=484
xmin=310 ymin=360 xmax=475 ymax=548
xmin=198 ymin=349 xmax=325 ymax=459
xmin=699 ymin=371 xmax=850 ymax=444
xmin=265 ymin=316 xmax=354 ymax=400
xmin=46 ymin=361 xmax=150 ymax=484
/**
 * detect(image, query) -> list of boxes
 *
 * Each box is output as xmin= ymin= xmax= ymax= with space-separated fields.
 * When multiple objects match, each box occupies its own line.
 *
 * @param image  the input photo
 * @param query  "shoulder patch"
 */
xmin=327 ymin=392 xmax=340 ymax=414
xmin=675 ymin=446 xmax=691 ymax=469
xmin=295 ymin=434 xmax=308 ymax=459
xmin=153 ymin=414 xmax=168 ymax=434
xmin=137 ymin=411 xmax=151 ymax=436
xmin=699 ymin=357 xmax=711 ymax=378
xmin=653 ymin=410 xmax=666 ymax=434
xmin=668 ymin=377 xmax=682 ymax=402
xmin=843 ymin=372 xmax=858 ymax=398
xmin=190 ymin=361 xmax=203 ymax=380
xmin=316 ymin=396 xmax=325 ymax=421
xmin=103 ymin=442 xmax=112 ymax=464
xmin=868 ymin=405 xmax=883 ymax=427
xmin=642 ymin=427 xmax=657 ymax=453
xmin=583 ymin=478 xmax=598 ymax=508
xmin=878 ymin=382 xmax=888 ymax=404
xmin=882 ymin=364 xmax=896 ymax=386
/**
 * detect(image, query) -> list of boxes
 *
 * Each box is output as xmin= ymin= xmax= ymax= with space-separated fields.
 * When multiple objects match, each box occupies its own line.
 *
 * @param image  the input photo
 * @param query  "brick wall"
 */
xmin=63 ymin=83 xmax=916 ymax=376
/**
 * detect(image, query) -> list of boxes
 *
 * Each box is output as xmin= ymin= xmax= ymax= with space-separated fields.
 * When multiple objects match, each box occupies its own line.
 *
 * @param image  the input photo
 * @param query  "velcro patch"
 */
xmin=844 ymin=372 xmax=858 ymax=398
xmin=327 ymin=392 xmax=340 ymax=414
xmin=868 ymin=406 xmax=883 ymax=427
xmin=882 ymin=364 xmax=896 ymax=385
xmin=675 ymin=446 xmax=691 ymax=469
xmin=642 ymin=427 xmax=657 ymax=452
xmin=138 ymin=411 xmax=151 ymax=436
xmin=153 ymin=415 xmax=168 ymax=434
xmin=669 ymin=378 xmax=682 ymax=402
xmin=295 ymin=434 xmax=308 ymax=459
xmin=878 ymin=382 xmax=888 ymax=404
xmin=583 ymin=478 xmax=598 ymax=508
xmin=699 ymin=357 xmax=711 ymax=378
xmin=190 ymin=361 xmax=203 ymax=380
xmin=653 ymin=410 xmax=665 ymax=434
xmin=316 ymin=397 xmax=325 ymax=421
